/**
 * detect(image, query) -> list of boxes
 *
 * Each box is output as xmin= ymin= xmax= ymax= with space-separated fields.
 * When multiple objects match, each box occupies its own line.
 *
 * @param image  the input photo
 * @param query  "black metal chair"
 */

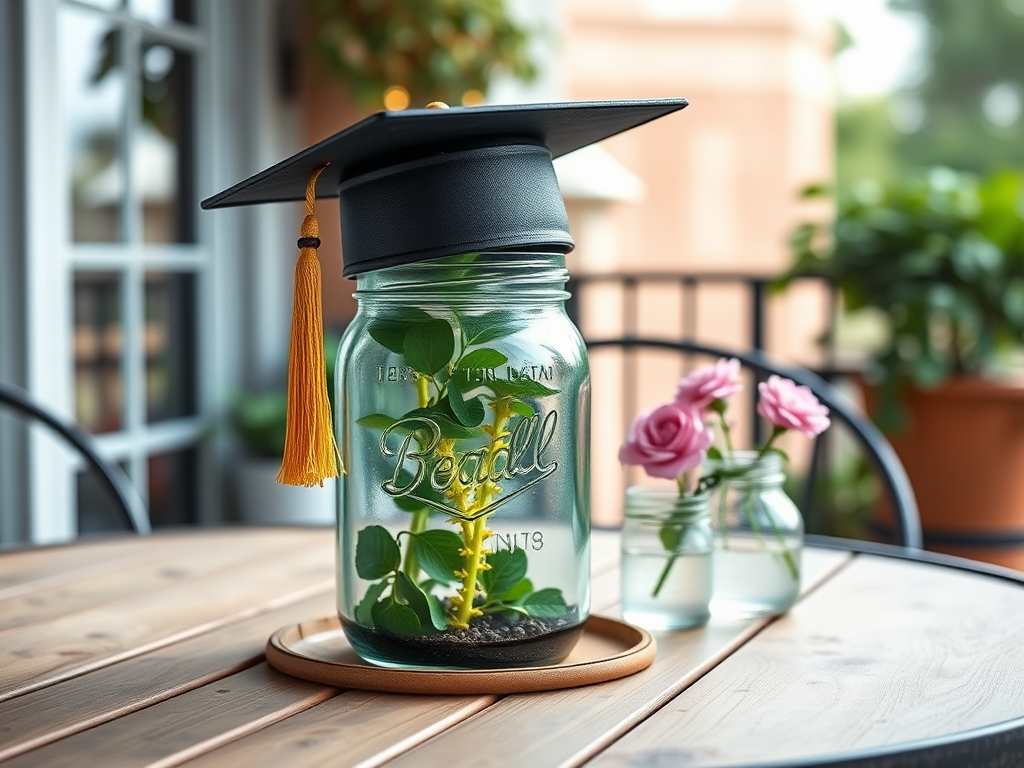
xmin=586 ymin=338 xmax=922 ymax=549
xmin=0 ymin=382 xmax=150 ymax=535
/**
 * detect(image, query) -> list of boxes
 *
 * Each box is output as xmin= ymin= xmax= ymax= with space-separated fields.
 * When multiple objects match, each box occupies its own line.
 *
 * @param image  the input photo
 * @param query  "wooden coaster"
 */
xmin=266 ymin=614 xmax=656 ymax=695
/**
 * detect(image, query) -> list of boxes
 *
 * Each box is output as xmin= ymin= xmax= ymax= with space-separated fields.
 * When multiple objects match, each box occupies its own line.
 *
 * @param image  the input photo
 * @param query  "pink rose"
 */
xmin=757 ymin=375 xmax=830 ymax=438
xmin=619 ymin=403 xmax=714 ymax=480
xmin=675 ymin=358 xmax=742 ymax=411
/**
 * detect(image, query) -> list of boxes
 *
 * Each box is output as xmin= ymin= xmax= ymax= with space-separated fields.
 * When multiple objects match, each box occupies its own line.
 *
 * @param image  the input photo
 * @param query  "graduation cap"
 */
xmin=202 ymin=98 xmax=689 ymax=487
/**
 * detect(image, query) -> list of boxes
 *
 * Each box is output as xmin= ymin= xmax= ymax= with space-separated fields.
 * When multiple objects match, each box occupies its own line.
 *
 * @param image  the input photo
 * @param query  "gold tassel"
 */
xmin=276 ymin=164 xmax=343 ymax=486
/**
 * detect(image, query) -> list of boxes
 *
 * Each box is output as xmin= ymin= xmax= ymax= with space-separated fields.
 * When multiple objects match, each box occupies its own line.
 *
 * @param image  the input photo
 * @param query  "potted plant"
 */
xmin=782 ymin=167 xmax=1024 ymax=567
xmin=229 ymin=336 xmax=341 ymax=525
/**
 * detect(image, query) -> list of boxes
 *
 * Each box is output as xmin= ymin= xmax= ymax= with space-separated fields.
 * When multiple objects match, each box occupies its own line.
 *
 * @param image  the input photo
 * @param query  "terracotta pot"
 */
xmin=862 ymin=376 xmax=1024 ymax=569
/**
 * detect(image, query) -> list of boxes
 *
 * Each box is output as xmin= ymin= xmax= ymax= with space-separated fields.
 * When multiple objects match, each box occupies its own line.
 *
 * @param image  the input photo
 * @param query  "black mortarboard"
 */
xmin=201 ymin=98 xmax=688 ymax=488
xmin=202 ymin=98 xmax=688 ymax=277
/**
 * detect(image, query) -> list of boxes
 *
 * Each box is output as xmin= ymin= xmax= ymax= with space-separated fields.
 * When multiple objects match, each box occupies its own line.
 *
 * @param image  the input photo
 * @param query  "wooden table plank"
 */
xmin=180 ymin=691 xmax=497 ymax=768
xmin=0 ymin=591 xmax=337 ymax=760
xmin=0 ymin=529 xmax=334 ymax=701
xmin=340 ymin=549 xmax=853 ymax=768
xmin=0 ymin=532 xmax=324 ymax=633
xmin=0 ymin=532 xmax=227 ymax=599
xmin=590 ymin=553 xmax=1024 ymax=767
xmin=1 ymin=664 xmax=335 ymax=768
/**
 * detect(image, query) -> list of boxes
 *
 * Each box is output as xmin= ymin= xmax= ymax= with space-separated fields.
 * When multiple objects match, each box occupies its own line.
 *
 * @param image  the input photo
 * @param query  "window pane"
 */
xmin=145 ymin=272 xmax=197 ymax=423
xmin=139 ymin=43 xmax=197 ymax=243
xmin=130 ymin=0 xmax=195 ymax=26
xmin=61 ymin=7 xmax=125 ymax=244
xmin=74 ymin=272 xmax=124 ymax=433
xmin=148 ymin=448 xmax=197 ymax=526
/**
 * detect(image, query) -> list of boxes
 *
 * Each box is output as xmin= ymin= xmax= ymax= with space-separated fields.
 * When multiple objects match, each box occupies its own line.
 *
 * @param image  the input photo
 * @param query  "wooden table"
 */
xmin=3 ymin=528 xmax=1024 ymax=767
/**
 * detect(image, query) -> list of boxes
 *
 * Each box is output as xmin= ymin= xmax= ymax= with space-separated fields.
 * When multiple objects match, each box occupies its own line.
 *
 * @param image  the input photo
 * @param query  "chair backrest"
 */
xmin=0 ymin=382 xmax=150 ymax=536
xmin=585 ymin=337 xmax=922 ymax=549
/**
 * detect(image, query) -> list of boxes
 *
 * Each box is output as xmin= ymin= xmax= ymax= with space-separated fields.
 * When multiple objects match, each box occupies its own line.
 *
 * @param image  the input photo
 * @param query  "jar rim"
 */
xmin=624 ymin=486 xmax=711 ymax=521
xmin=702 ymin=449 xmax=786 ymax=485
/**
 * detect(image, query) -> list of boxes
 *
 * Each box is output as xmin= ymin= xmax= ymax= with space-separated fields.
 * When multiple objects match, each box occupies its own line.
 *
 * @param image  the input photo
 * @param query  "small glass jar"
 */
xmin=335 ymin=252 xmax=591 ymax=669
xmin=620 ymin=488 xmax=713 ymax=630
xmin=704 ymin=450 xmax=802 ymax=618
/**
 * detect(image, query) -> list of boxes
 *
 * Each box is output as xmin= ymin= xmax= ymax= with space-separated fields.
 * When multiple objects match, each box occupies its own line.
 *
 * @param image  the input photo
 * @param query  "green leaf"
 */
xmin=367 ymin=308 xmax=435 ymax=354
xmin=508 ymin=400 xmax=534 ymax=418
xmin=404 ymin=320 xmax=455 ymax=375
xmin=447 ymin=376 xmax=487 ymax=427
xmin=426 ymin=594 xmax=449 ymax=631
xmin=357 ymin=413 xmax=398 ymax=431
xmin=461 ymin=311 xmax=530 ymax=346
xmin=458 ymin=348 xmax=508 ymax=370
xmin=395 ymin=571 xmax=445 ymax=631
xmin=411 ymin=529 xmax=464 ymax=584
xmin=355 ymin=525 xmax=401 ymax=580
xmin=502 ymin=577 xmax=534 ymax=602
xmin=354 ymin=580 xmax=389 ymax=626
xmin=659 ymin=524 xmax=681 ymax=552
xmin=371 ymin=599 xmax=422 ymax=636
xmin=479 ymin=548 xmax=528 ymax=598
xmin=393 ymin=495 xmax=427 ymax=513
xmin=706 ymin=445 xmax=723 ymax=460
xmin=516 ymin=588 xmax=567 ymax=618
xmin=487 ymin=379 xmax=560 ymax=399
xmin=402 ymin=405 xmax=481 ymax=440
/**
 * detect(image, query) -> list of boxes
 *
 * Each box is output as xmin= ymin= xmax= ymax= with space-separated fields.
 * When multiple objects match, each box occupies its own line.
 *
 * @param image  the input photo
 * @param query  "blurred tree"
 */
xmin=889 ymin=0 xmax=1024 ymax=174
xmin=305 ymin=0 xmax=538 ymax=109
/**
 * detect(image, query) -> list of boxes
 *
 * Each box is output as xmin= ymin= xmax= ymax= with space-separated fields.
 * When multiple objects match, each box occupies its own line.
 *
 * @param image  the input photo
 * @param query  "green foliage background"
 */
xmin=838 ymin=0 xmax=1024 ymax=190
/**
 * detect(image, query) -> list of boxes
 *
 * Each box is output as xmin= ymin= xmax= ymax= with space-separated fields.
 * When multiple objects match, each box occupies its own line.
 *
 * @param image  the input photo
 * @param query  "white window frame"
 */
xmin=24 ymin=0 xmax=213 ymax=541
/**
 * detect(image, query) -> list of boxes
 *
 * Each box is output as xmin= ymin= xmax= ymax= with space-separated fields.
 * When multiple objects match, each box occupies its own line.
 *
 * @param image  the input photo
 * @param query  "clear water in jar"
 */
xmin=709 ymin=535 xmax=801 ymax=619
xmin=621 ymin=549 xmax=711 ymax=630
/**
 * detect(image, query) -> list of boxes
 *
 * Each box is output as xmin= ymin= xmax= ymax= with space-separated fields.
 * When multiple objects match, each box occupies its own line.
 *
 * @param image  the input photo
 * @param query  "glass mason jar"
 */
xmin=704 ymin=450 xmax=802 ymax=618
xmin=334 ymin=252 xmax=591 ymax=669
xmin=620 ymin=488 xmax=713 ymax=630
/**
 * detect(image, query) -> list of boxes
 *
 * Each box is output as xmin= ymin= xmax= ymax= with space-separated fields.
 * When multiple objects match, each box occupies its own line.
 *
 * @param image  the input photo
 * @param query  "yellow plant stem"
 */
xmin=452 ymin=397 xmax=512 ymax=628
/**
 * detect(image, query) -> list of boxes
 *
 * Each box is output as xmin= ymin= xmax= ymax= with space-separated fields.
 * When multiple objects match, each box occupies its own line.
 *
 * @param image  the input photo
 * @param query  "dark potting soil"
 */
xmin=342 ymin=609 xmax=585 ymax=669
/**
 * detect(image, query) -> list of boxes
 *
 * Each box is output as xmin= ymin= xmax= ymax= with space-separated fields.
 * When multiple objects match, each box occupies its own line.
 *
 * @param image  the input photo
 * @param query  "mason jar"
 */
xmin=621 ymin=488 xmax=713 ymax=630
xmin=334 ymin=252 xmax=591 ymax=669
xmin=704 ymin=450 xmax=802 ymax=618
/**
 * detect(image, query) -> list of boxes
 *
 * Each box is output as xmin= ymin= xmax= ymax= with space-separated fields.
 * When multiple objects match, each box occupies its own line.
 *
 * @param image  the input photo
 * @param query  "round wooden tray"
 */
xmin=266 ymin=614 xmax=656 ymax=695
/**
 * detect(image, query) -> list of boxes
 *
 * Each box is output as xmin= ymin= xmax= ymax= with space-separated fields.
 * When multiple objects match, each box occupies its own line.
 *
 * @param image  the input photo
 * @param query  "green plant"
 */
xmin=353 ymin=307 xmax=567 ymax=635
xmin=305 ymin=0 xmax=538 ymax=108
xmin=781 ymin=168 xmax=1024 ymax=430
xmin=229 ymin=334 xmax=340 ymax=459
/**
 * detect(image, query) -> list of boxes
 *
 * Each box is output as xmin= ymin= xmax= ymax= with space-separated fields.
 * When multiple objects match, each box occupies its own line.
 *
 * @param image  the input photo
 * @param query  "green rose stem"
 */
xmin=751 ymin=425 xmax=799 ymax=580
xmin=402 ymin=375 xmax=434 ymax=579
xmin=452 ymin=397 xmax=513 ymax=628
xmin=709 ymin=399 xmax=734 ymax=455
xmin=650 ymin=474 xmax=689 ymax=598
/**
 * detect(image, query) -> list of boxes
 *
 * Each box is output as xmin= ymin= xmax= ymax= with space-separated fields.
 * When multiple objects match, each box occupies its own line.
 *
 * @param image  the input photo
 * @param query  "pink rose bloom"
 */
xmin=619 ymin=403 xmax=714 ymax=480
xmin=757 ymin=375 xmax=830 ymax=438
xmin=675 ymin=358 xmax=742 ymax=411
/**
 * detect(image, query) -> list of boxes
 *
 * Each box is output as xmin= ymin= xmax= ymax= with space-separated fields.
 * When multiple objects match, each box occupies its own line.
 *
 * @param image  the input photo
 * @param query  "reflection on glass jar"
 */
xmin=335 ymin=253 xmax=591 ymax=669
xmin=61 ymin=8 xmax=125 ymax=244
xmin=145 ymin=272 xmax=197 ymax=423
xmin=74 ymin=272 xmax=123 ymax=433
xmin=705 ymin=450 xmax=803 ymax=619
xmin=621 ymin=488 xmax=713 ymax=630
